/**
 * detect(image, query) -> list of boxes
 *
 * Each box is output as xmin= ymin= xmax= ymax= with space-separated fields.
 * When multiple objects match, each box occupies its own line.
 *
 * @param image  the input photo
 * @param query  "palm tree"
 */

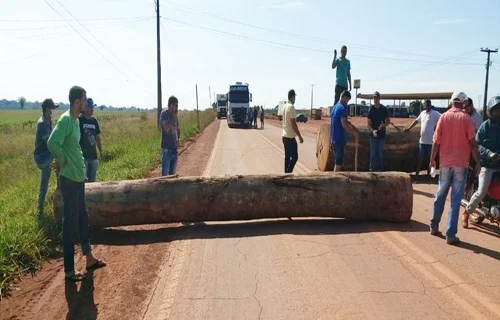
xmin=18 ymin=96 xmax=26 ymax=110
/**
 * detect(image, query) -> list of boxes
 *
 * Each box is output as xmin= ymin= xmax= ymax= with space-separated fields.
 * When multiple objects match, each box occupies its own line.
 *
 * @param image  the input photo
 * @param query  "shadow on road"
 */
xmin=92 ymin=218 xmax=429 ymax=247
xmin=65 ymin=270 xmax=98 ymax=320
xmin=413 ymin=189 xmax=436 ymax=199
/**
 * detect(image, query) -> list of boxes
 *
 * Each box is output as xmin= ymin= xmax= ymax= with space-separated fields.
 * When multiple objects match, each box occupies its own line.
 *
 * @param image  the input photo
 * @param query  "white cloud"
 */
xmin=271 ymin=2 xmax=311 ymax=9
xmin=433 ymin=18 xmax=468 ymax=25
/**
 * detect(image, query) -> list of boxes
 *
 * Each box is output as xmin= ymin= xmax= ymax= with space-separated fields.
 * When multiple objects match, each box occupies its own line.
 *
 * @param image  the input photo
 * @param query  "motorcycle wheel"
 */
xmin=464 ymin=186 xmax=485 ymax=224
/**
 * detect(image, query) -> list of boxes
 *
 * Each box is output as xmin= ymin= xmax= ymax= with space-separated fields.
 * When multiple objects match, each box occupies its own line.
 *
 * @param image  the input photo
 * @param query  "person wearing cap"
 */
xmin=160 ymin=95 xmax=180 ymax=176
xmin=404 ymin=99 xmax=442 ymax=177
xmin=429 ymin=91 xmax=480 ymax=245
xmin=464 ymin=97 xmax=483 ymax=131
xmin=282 ymin=89 xmax=304 ymax=173
xmin=331 ymin=45 xmax=352 ymax=105
xmin=367 ymin=91 xmax=390 ymax=172
xmin=33 ymin=98 xmax=59 ymax=214
xmin=47 ymin=85 xmax=106 ymax=281
xmin=330 ymin=90 xmax=359 ymax=171
xmin=79 ymin=97 xmax=103 ymax=182
xmin=462 ymin=96 xmax=500 ymax=228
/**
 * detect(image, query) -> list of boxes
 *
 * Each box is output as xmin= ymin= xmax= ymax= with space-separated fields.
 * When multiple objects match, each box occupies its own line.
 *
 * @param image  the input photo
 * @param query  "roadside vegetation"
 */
xmin=0 ymin=109 xmax=216 ymax=298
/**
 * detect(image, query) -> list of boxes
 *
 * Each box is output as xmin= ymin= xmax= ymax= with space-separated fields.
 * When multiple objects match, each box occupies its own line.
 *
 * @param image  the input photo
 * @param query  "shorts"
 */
xmin=419 ymin=143 xmax=432 ymax=159
xmin=333 ymin=143 xmax=345 ymax=165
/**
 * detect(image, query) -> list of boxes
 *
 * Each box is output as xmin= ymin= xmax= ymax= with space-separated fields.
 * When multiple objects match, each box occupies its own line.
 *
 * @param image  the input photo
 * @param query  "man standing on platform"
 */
xmin=331 ymin=45 xmax=352 ymax=105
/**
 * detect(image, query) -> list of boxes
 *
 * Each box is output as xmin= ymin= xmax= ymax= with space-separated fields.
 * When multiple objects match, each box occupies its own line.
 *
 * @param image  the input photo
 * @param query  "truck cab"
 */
xmin=216 ymin=94 xmax=228 ymax=119
xmin=227 ymin=82 xmax=252 ymax=128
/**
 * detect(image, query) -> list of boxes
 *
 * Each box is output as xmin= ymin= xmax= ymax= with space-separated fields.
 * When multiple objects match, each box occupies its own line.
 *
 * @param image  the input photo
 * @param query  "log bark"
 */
xmin=53 ymin=172 xmax=413 ymax=228
xmin=316 ymin=123 xmax=427 ymax=172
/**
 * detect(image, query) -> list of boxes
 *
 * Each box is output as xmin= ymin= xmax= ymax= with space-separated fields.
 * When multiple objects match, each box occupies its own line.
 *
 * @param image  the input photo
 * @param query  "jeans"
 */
xmin=162 ymin=148 xmax=178 ymax=176
xmin=369 ymin=137 xmax=385 ymax=172
xmin=84 ymin=159 xmax=99 ymax=182
xmin=466 ymin=167 xmax=499 ymax=213
xmin=333 ymin=143 xmax=345 ymax=166
xmin=282 ymin=137 xmax=298 ymax=173
xmin=431 ymin=167 xmax=468 ymax=239
xmin=34 ymin=151 xmax=53 ymax=213
xmin=60 ymin=175 xmax=92 ymax=273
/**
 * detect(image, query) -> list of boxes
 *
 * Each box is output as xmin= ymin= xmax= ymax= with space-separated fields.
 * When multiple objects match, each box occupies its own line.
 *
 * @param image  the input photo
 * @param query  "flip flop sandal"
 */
xmin=65 ymin=271 xmax=86 ymax=282
xmin=86 ymin=259 xmax=107 ymax=271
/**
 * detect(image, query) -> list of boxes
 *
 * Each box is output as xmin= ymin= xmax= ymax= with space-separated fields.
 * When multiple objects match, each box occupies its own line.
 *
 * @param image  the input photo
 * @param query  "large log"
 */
xmin=53 ymin=173 xmax=413 ymax=228
xmin=316 ymin=123 xmax=434 ymax=172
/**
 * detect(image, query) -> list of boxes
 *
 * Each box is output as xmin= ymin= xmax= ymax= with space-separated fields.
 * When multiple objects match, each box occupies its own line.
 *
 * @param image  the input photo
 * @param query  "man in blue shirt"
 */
xmin=331 ymin=45 xmax=352 ymax=105
xmin=331 ymin=90 xmax=359 ymax=172
xmin=34 ymin=98 xmax=59 ymax=214
xmin=160 ymin=96 xmax=180 ymax=176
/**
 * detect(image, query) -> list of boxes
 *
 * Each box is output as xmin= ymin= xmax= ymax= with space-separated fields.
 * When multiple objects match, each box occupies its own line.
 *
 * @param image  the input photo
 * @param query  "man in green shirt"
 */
xmin=47 ymin=85 xmax=106 ymax=281
xmin=331 ymin=45 xmax=352 ymax=105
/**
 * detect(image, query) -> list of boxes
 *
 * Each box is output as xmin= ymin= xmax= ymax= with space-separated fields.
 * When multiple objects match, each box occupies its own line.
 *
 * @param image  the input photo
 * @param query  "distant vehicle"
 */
xmin=216 ymin=94 xmax=228 ymax=119
xmin=227 ymin=82 xmax=252 ymax=128
xmin=296 ymin=113 xmax=308 ymax=123
xmin=276 ymin=100 xmax=287 ymax=121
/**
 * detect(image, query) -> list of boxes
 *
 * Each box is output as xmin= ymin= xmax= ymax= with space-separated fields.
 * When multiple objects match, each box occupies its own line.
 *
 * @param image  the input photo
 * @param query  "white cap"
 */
xmin=451 ymin=92 xmax=467 ymax=103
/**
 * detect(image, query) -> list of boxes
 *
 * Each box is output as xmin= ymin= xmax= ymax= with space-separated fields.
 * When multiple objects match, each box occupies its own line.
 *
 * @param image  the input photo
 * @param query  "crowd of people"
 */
xmin=248 ymin=105 xmax=265 ymax=129
xmin=280 ymin=45 xmax=500 ymax=246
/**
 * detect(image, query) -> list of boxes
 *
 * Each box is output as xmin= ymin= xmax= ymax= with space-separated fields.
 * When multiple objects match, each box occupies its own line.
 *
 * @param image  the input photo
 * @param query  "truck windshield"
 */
xmin=217 ymin=100 xmax=227 ymax=107
xmin=229 ymin=91 xmax=249 ymax=103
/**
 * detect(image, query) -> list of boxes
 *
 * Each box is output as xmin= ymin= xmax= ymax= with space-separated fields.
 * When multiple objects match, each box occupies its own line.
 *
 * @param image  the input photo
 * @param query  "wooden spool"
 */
xmin=316 ymin=123 xmax=335 ymax=171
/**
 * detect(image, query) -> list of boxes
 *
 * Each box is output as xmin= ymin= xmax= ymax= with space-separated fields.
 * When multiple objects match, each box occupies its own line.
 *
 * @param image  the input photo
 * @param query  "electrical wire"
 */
xmin=43 ymin=0 xmax=154 ymax=97
xmin=162 ymin=17 xmax=484 ymax=66
xmin=0 ymin=16 xmax=154 ymax=22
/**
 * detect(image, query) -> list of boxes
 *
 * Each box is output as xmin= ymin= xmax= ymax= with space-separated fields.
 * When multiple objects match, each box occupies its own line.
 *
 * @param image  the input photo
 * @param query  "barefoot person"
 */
xmin=48 ymin=85 xmax=106 ymax=281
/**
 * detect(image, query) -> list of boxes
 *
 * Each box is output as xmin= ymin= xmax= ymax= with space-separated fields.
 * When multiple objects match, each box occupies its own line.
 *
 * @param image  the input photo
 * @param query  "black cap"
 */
xmin=373 ymin=91 xmax=381 ymax=98
xmin=41 ymin=98 xmax=59 ymax=110
xmin=288 ymin=89 xmax=297 ymax=98
xmin=467 ymin=97 xmax=473 ymax=106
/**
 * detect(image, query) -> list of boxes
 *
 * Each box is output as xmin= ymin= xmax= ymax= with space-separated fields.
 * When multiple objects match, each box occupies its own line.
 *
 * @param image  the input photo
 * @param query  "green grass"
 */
xmin=0 ymin=109 xmax=216 ymax=297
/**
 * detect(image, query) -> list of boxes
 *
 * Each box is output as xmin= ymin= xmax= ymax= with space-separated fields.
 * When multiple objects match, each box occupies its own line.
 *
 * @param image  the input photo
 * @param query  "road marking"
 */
xmin=389 ymin=231 xmax=500 ymax=318
xmin=202 ymin=120 xmax=222 ymax=177
xmin=253 ymin=129 xmax=310 ymax=174
xmin=375 ymin=232 xmax=487 ymax=319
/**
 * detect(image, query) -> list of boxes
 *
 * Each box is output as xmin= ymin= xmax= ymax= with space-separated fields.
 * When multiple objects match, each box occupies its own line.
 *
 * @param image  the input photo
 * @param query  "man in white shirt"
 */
xmin=404 ymin=99 xmax=441 ymax=177
xmin=464 ymin=98 xmax=483 ymax=131
xmin=282 ymin=89 xmax=304 ymax=173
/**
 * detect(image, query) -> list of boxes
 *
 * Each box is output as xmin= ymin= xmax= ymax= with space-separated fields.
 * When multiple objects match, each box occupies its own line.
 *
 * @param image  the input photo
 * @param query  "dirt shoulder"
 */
xmin=0 ymin=120 xmax=221 ymax=320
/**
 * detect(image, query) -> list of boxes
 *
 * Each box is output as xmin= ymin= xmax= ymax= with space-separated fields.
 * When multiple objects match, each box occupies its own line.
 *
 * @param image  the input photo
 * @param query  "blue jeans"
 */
xmin=431 ymin=167 xmax=468 ymax=239
xmin=369 ymin=137 xmax=385 ymax=172
xmin=60 ymin=175 xmax=92 ymax=273
xmin=84 ymin=159 xmax=99 ymax=182
xmin=333 ymin=143 xmax=345 ymax=166
xmin=162 ymin=148 xmax=178 ymax=176
xmin=34 ymin=151 xmax=53 ymax=213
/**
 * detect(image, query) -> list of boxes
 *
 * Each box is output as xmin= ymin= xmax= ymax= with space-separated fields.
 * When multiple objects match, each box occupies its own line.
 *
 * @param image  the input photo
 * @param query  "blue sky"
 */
xmin=1 ymin=0 xmax=499 ymax=110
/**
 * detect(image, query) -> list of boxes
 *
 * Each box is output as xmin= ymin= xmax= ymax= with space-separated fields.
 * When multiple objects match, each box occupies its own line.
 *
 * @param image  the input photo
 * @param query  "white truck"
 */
xmin=276 ymin=100 xmax=287 ymax=121
xmin=227 ymin=82 xmax=252 ymax=128
xmin=216 ymin=94 xmax=228 ymax=119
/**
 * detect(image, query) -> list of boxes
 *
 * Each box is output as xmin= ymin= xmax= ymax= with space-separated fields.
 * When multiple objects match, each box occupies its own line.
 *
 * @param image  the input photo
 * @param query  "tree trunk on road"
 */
xmin=316 ymin=123 xmax=424 ymax=172
xmin=53 ymin=173 xmax=413 ymax=228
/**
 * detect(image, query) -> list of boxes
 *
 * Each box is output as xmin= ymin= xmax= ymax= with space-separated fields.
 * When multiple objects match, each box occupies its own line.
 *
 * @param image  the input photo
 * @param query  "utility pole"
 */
xmin=310 ymin=84 xmax=314 ymax=119
xmin=155 ymin=0 xmax=162 ymax=130
xmin=196 ymin=84 xmax=200 ymax=129
xmin=481 ymin=48 xmax=498 ymax=120
xmin=209 ymin=86 xmax=212 ymax=109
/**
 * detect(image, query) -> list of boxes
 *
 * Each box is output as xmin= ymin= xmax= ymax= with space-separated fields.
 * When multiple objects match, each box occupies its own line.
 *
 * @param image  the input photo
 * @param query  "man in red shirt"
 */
xmin=429 ymin=92 xmax=480 ymax=245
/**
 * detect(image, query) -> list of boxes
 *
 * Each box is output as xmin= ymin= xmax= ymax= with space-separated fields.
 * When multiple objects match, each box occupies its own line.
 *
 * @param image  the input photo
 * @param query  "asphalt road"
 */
xmin=143 ymin=120 xmax=500 ymax=320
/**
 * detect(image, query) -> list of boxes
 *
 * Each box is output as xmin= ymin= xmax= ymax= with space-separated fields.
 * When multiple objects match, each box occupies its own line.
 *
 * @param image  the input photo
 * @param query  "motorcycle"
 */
xmin=461 ymin=163 xmax=500 ymax=226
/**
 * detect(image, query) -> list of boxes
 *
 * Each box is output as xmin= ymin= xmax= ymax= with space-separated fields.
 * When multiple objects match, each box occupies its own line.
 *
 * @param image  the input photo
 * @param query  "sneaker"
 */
xmin=446 ymin=237 xmax=461 ymax=245
xmin=430 ymin=229 xmax=440 ymax=236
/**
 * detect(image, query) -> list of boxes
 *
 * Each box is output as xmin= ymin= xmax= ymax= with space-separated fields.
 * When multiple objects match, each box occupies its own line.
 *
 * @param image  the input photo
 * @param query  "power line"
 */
xmin=43 ymin=0 xmax=154 ymax=97
xmin=164 ymin=0 xmax=470 ymax=61
xmin=162 ymin=17 xmax=484 ymax=66
xmin=0 ymin=16 xmax=154 ymax=22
